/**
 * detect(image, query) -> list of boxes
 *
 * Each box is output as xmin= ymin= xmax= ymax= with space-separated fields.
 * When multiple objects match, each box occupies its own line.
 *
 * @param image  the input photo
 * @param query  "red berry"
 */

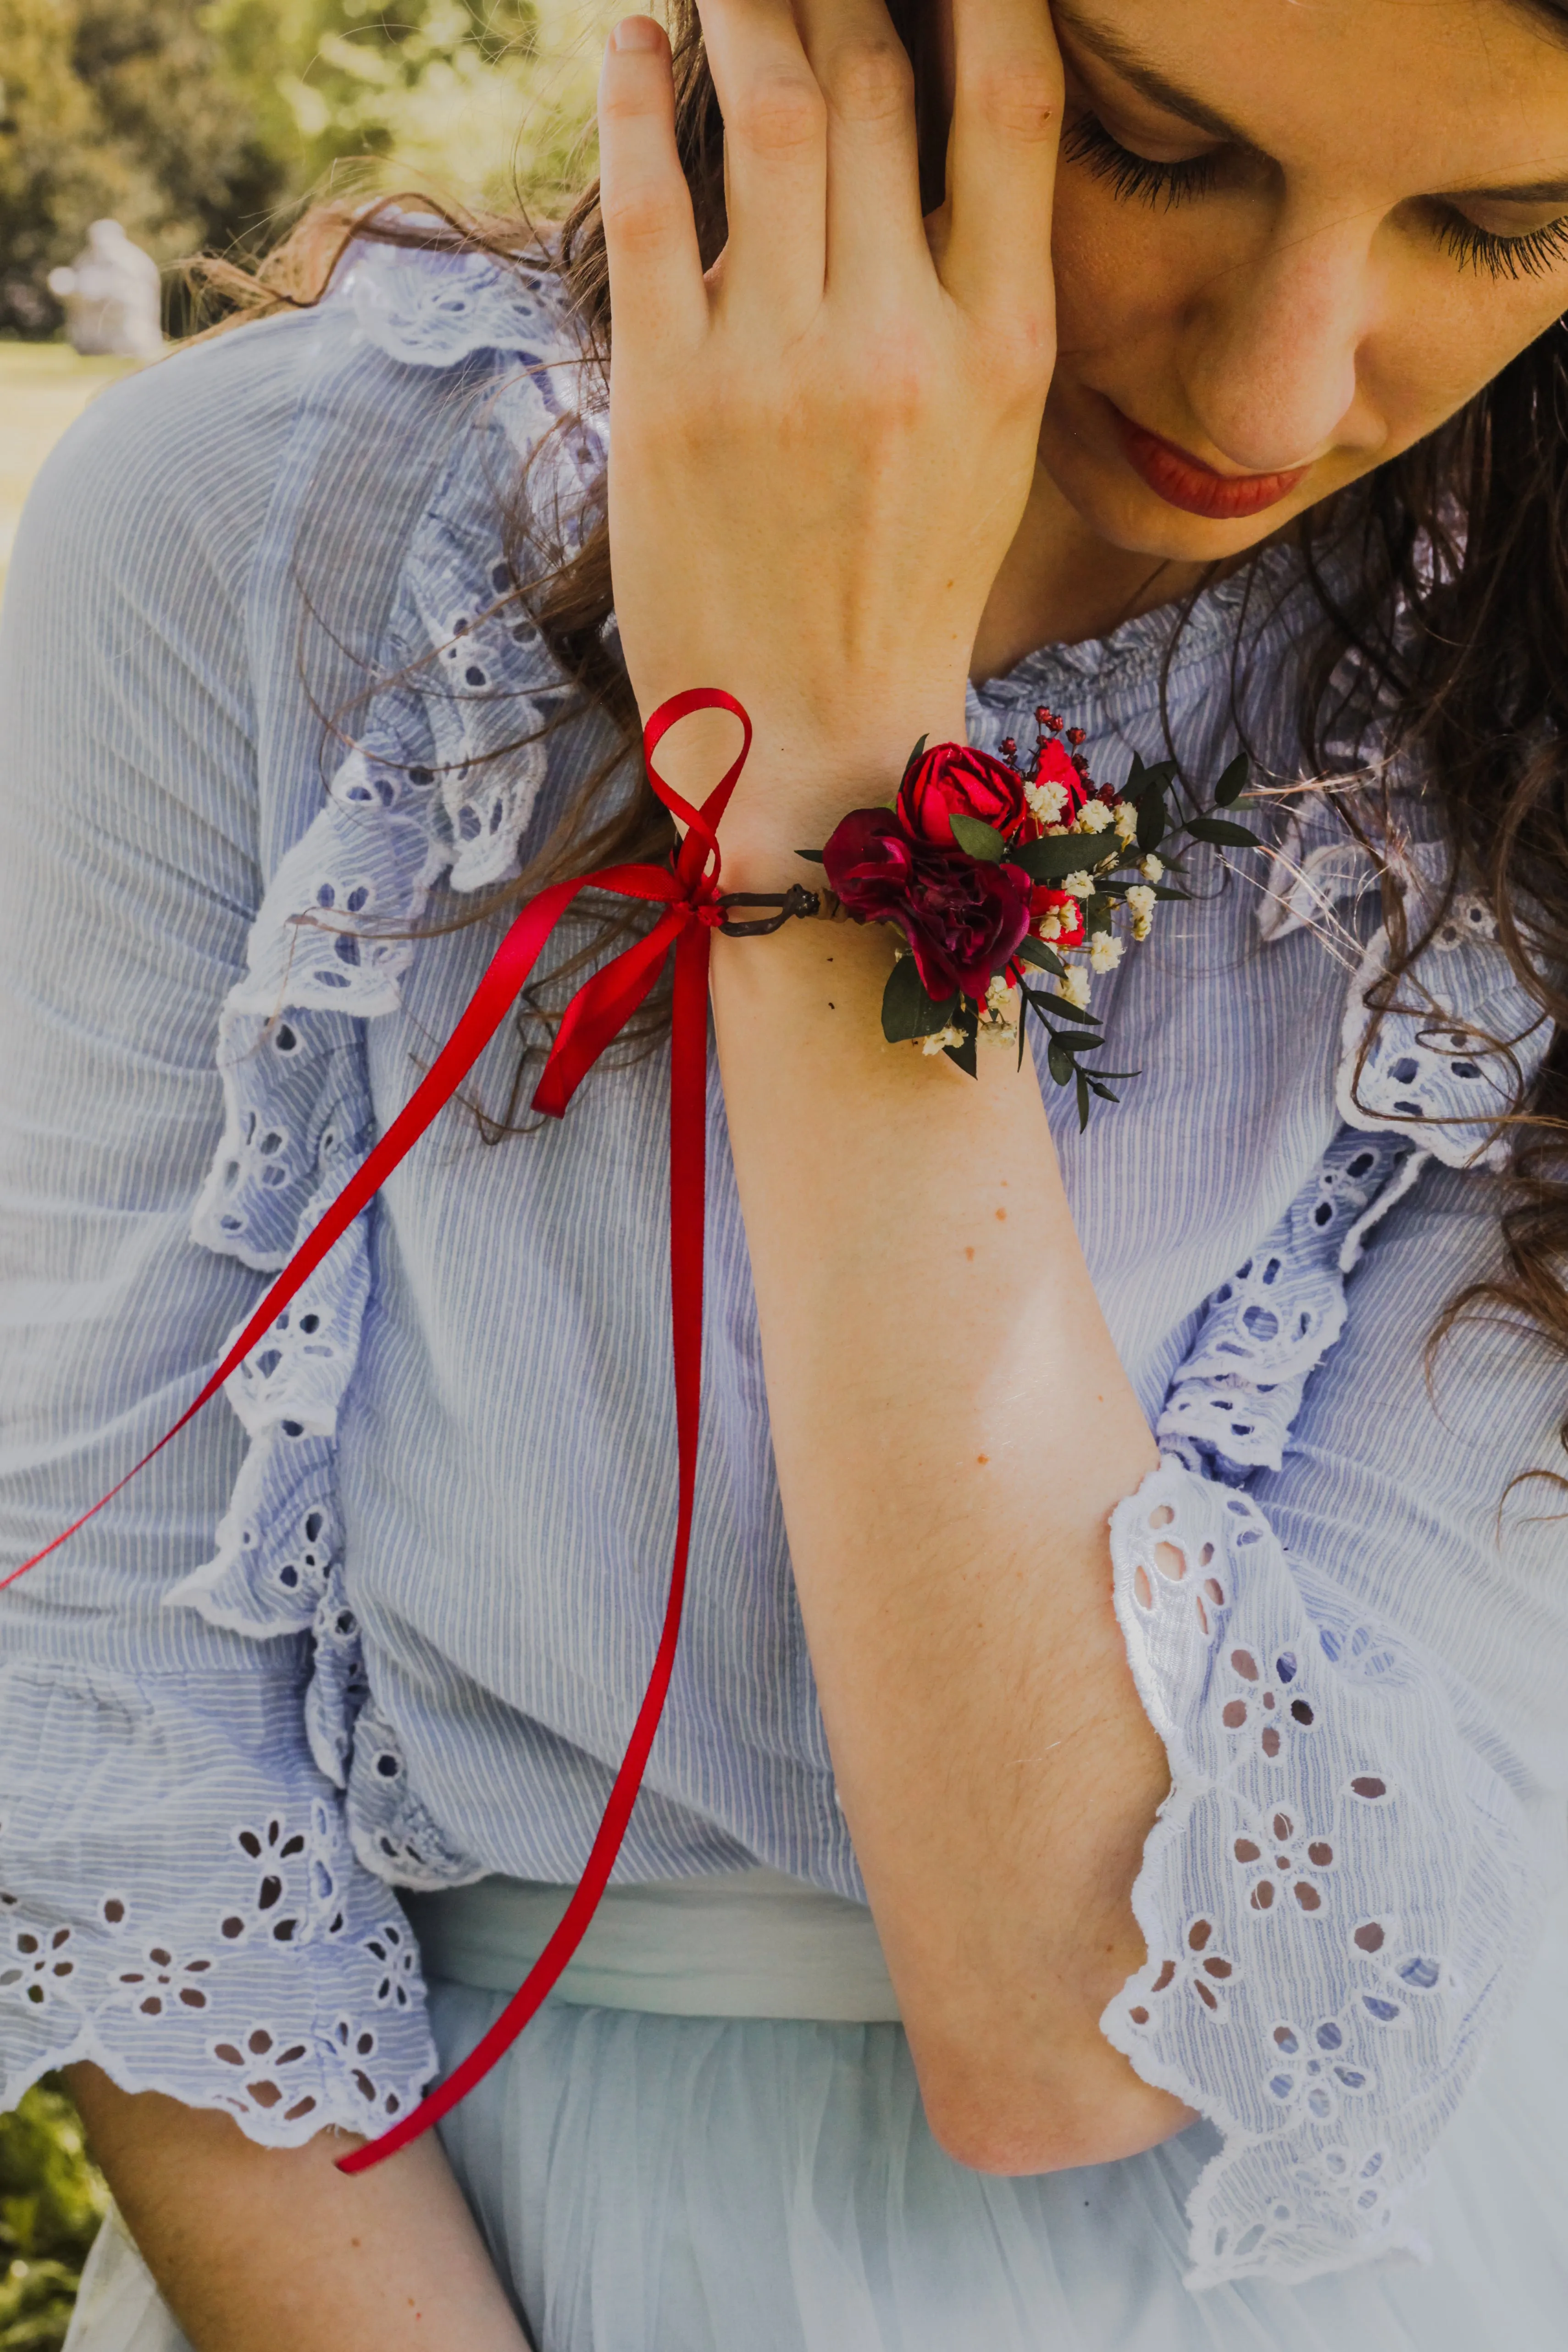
xmin=1067 ymin=726 xmax=1087 ymax=746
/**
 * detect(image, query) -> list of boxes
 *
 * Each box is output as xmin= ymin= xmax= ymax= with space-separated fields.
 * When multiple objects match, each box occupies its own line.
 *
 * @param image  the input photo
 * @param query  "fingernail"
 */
xmin=611 ymin=14 xmax=663 ymax=50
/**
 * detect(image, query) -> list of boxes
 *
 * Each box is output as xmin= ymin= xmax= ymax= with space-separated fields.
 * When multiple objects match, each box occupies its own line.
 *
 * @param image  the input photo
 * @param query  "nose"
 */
xmin=1179 ymin=212 xmax=1378 ymax=475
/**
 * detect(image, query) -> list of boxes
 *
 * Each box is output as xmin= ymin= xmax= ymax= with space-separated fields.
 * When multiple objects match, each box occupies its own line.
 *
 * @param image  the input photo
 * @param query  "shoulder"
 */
xmin=8 ymin=238 xmax=592 ymax=654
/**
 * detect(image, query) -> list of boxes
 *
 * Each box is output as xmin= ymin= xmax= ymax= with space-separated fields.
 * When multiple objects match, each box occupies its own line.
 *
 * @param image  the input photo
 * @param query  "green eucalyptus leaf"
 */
xmin=1012 ymin=835 xmax=1096 ymax=881
xmin=1013 ymin=936 xmax=1066 ymax=977
xmin=899 ymin=735 xmax=929 ymax=787
xmin=881 ymin=956 xmax=957 ymax=1042
xmin=795 ymin=848 xmax=826 ymax=864
xmin=1136 ymin=794 xmax=1167 ymax=854
xmin=1076 ymin=1067 xmax=1092 ymax=1130
xmin=1214 ymin=753 xmax=1250 ymax=807
xmin=949 ymin=813 xmax=1009 ymax=862
xmin=944 ymin=1023 xmax=979 ymax=1079
xmin=1047 ymin=1040 xmax=1074 ymax=1087
xmin=1186 ymin=816 xmax=1263 ymax=849
xmin=1085 ymin=896 xmax=1117 ymax=934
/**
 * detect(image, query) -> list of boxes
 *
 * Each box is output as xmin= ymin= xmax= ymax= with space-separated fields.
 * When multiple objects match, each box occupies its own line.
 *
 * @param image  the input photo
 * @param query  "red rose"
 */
xmin=1028 ymin=885 xmax=1086 ymax=950
xmin=823 ymin=808 xmax=1034 ymax=1001
xmin=897 ymin=742 xmax=1030 ymax=848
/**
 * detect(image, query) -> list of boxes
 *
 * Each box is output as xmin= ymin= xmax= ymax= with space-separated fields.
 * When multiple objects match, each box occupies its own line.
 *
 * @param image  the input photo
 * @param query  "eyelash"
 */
xmin=1061 ymin=113 xmax=1217 ymax=210
xmin=1437 ymin=214 xmax=1568 ymax=282
xmin=1064 ymin=109 xmax=1568 ymax=282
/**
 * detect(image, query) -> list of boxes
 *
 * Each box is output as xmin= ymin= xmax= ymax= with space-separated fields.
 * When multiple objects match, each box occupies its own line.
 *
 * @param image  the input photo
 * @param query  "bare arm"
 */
xmin=65 ymin=2064 xmax=532 ymax=2352
xmin=597 ymin=0 xmax=1189 ymax=2169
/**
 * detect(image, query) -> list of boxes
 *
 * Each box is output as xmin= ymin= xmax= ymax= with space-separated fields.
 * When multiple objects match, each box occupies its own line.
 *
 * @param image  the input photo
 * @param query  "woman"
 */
xmin=2 ymin=0 xmax=1566 ymax=2345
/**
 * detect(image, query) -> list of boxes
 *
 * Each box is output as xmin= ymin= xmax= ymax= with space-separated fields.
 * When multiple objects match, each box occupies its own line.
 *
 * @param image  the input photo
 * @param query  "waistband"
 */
xmin=402 ymin=1868 xmax=903 ymax=2023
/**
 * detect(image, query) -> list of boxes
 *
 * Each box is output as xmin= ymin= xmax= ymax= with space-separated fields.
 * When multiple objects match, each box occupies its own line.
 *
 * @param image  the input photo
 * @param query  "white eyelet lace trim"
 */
xmin=171 ymin=248 xmax=600 ymax=1887
xmin=1104 ymin=1462 xmax=1535 ymax=2289
xmin=0 ymin=1721 xmax=434 ymax=2148
xmin=1157 ymin=1129 xmax=1424 ymax=1483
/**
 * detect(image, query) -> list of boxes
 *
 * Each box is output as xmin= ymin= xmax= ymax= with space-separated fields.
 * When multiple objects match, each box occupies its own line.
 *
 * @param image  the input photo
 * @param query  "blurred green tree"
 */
xmin=0 ymin=2076 xmax=107 ymax=2352
xmin=0 ymin=0 xmax=610 ymax=336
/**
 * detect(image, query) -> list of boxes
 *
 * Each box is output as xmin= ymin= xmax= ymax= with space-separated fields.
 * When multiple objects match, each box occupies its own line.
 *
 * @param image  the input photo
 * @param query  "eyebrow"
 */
xmin=1054 ymin=6 xmax=1261 ymax=150
xmin=1056 ymin=6 xmax=1568 ymax=210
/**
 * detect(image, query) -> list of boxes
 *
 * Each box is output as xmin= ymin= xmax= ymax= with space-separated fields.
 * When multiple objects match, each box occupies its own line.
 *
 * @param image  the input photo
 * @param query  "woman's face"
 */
xmin=1041 ymin=0 xmax=1568 ymax=559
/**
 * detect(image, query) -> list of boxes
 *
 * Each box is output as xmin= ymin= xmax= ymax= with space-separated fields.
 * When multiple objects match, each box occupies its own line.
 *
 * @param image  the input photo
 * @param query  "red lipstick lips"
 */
xmin=1114 ymin=408 xmax=1308 ymax=521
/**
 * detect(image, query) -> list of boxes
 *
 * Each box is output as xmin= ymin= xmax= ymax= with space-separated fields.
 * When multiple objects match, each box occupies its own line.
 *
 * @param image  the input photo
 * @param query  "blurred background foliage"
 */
xmin=0 ymin=0 xmax=616 ymax=337
xmin=0 ymin=2077 xmax=107 ymax=2350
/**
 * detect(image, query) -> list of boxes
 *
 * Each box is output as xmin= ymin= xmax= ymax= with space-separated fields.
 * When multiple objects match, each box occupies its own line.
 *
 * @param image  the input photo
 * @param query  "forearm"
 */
xmin=710 ymin=902 xmax=1186 ymax=2169
xmin=65 ymin=2064 xmax=531 ymax=2352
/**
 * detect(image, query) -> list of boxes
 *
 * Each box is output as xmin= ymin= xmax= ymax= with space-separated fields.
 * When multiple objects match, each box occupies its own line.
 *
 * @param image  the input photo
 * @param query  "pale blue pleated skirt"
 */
xmin=65 ymin=1873 xmax=1568 ymax=2352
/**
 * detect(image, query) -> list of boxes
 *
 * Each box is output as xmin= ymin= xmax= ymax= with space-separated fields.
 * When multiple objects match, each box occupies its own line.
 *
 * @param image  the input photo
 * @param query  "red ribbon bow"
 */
xmin=4 ymin=687 xmax=754 ymax=2174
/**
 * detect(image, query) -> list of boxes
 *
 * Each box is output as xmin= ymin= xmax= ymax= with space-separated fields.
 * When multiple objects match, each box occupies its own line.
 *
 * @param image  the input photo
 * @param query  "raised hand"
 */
xmin=596 ymin=0 xmax=1063 ymax=862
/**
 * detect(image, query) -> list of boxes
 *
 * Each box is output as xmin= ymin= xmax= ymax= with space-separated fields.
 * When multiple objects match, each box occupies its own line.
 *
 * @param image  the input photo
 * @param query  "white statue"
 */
xmin=47 ymin=221 xmax=163 ymax=360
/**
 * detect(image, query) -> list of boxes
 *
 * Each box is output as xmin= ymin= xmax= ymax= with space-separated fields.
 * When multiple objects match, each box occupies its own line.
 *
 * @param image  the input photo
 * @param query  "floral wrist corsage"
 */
xmin=793 ymin=709 xmax=1256 ymax=1125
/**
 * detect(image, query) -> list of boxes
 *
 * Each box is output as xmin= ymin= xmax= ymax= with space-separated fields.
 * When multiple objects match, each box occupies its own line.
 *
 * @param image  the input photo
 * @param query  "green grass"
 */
xmin=0 ymin=2078 xmax=107 ymax=2352
xmin=0 ymin=341 xmax=142 ymax=608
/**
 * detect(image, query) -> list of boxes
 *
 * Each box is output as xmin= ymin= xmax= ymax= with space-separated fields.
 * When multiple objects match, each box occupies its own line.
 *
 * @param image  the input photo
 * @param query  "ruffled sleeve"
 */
xmin=163 ymin=249 xmax=606 ymax=1874
xmin=0 ymin=244 xmax=593 ymax=2141
xmin=1103 ymin=863 xmax=1562 ymax=2287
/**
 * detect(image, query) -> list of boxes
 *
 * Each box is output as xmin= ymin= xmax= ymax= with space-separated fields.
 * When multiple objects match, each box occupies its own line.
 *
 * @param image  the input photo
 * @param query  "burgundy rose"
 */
xmin=897 ymin=742 xmax=1030 ymax=848
xmin=822 ymin=808 xmax=1033 ymax=1001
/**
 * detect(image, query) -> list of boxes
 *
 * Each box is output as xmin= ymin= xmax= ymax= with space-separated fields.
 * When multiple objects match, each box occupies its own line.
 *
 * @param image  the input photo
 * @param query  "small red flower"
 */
xmin=1031 ymin=736 xmax=1090 ymax=825
xmin=1029 ymin=886 xmax=1085 ymax=949
xmin=898 ymin=742 xmax=1030 ymax=848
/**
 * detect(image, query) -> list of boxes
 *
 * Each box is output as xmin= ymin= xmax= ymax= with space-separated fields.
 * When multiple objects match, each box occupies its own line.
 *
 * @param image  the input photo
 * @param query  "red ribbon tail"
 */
xmin=339 ymin=909 xmax=715 ymax=2173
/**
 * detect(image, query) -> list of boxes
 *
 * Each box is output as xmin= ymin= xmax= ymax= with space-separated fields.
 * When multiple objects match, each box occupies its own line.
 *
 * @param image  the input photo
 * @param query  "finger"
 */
xmin=598 ymin=17 xmax=708 ymax=363
xmin=791 ymin=0 xmax=927 ymax=304
xmin=698 ymin=0 xmax=828 ymax=331
xmin=940 ymin=0 xmax=1062 ymax=328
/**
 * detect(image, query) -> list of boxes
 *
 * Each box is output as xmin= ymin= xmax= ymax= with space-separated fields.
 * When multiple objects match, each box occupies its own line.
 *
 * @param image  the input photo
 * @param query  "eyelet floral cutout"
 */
xmin=211 ymin=2023 xmax=317 ymax=2121
xmin=1127 ymin=1917 xmax=1237 ymax=2025
xmin=1131 ymin=1501 xmax=1227 ymax=1633
xmin=1234 ymin=1812 xmax=1335 ymax=1915
xmin=218 ymin=1816 xmax=310 ymax=1948
xmin=1220 ymin=1647 xmax=1319 ymax=1764
xmin=1 ymin=1922 xmax=76 ymax=2010
xmin=364 ymin=1920 xmax=421 ymax=2011
xmin=1264 ymin=2015 xmax=1376 ymax=2122
xmin=111 ymin=1941 xmax=215 ymax=2017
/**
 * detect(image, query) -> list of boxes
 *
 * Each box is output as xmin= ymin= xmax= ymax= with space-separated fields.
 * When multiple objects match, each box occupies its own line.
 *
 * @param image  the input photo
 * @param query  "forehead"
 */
xmin=1063 ymin=0 xmax=1568 ymax=189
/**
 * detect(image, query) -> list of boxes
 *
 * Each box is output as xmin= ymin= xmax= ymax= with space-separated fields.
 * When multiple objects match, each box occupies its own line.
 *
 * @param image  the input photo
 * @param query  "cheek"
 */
xmin=1359 ymin=278 xmax=1563 ymax=454
xmin=1049 ymin=177 xmax=1207 ymax=362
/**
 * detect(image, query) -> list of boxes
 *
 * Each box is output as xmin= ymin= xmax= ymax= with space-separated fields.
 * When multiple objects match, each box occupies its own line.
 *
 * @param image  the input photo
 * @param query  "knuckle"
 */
xmin=729 ymin=71 xmax=826 ymax=160
xmin=970 ymin=57 xmax=1061 ymax=144
xmin=600 ymin=179 xmax=687 ymax=252
xmin=825 ymin=34 xmax=913 ymax=125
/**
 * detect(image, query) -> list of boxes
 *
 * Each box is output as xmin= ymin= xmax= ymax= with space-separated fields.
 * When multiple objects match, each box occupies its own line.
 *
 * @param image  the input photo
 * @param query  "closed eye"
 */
xmin=1062 ymin=111 xmax=1220 ymax=210
xmin=1435 ymin=210 xmax=1568 ymax=282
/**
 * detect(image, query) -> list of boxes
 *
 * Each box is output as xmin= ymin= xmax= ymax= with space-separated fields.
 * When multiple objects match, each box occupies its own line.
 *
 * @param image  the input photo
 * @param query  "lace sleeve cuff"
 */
xmin=1102 ymin=1460 xmax=1537 ymax=2290
xmin=0 ymin=1659 xmax=434 ymax=2146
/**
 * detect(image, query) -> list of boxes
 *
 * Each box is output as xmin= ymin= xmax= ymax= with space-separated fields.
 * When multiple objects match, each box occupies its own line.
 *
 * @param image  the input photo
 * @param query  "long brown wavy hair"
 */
xmin=198 ymin=0 xmax=1568 ymax=1462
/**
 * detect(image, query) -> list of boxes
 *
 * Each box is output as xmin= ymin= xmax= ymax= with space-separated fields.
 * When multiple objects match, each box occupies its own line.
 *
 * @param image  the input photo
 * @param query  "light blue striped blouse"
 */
xmin=0 ymin=241 xmax=1562 ymax=2288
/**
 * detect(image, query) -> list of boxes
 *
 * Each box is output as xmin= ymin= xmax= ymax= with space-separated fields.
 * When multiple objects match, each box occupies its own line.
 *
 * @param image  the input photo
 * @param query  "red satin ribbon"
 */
xmin=4 ymin=687 xmax=754 ymax=2175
